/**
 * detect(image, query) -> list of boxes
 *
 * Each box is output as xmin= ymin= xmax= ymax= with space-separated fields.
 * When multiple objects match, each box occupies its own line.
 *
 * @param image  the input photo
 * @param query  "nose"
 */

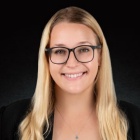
xmin=65 ymin=51 xmax=79 ymax=67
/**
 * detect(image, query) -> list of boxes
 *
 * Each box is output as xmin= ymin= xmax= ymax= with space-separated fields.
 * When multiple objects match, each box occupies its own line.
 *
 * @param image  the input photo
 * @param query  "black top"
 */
xmin=0 ymin=98 xmax=140 ymax=140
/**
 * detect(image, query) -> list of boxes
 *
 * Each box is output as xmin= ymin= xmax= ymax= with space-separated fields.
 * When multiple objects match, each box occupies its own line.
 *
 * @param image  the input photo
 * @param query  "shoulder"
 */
xmin=118 ymin=100 xmax=140 ymax=139
xmin=0 ymin=98 xmax=31 ymax=139
xmin=118 ymin=100 xmax=140 ymax=119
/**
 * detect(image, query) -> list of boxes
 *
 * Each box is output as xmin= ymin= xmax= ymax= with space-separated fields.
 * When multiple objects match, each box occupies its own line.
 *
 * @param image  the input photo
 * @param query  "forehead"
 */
xmin=49 ymin=22 xmax=98 ymax=46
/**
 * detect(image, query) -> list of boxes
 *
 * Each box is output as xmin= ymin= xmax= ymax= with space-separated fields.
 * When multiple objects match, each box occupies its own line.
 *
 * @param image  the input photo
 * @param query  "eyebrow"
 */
xmin=77 ymin=41 xmax=93 ymax=45
xmin=52 ymin=41 xmax=93 ymax=47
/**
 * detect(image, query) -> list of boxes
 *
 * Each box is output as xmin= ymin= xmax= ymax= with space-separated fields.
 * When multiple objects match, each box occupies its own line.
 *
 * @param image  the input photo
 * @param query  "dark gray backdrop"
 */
xmin=0 ymin=1 xmax=140 ymax=107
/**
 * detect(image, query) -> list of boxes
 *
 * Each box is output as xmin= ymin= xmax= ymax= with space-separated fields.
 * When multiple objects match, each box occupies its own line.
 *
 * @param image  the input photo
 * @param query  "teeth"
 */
xmin=65 ymin=73 xmax=83 ymax=78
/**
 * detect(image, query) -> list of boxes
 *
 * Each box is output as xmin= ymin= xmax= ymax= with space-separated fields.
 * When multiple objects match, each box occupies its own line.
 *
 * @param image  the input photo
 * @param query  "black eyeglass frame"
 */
xmin=45 ymin=45 xmax=102 ymax=64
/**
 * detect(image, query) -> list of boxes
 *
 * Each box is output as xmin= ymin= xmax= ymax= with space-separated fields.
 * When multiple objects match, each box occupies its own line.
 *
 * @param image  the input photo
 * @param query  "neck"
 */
xmin=54 ymin=85 xmax=96 ymax=119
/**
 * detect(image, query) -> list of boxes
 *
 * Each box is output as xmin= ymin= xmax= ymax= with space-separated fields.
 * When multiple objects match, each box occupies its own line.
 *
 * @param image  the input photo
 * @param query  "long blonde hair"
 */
xmin=19 ymin=6 xmax=128 ymax=140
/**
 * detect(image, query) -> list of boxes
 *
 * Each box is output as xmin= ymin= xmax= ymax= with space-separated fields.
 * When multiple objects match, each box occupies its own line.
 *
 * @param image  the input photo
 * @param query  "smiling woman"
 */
xmin=0 ymin=6 xmax=140 ymax=140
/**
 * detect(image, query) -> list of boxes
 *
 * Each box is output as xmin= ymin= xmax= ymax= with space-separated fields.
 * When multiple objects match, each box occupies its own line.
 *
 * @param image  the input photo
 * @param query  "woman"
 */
xmin=0 ymin=6 xmax=140 ymax=140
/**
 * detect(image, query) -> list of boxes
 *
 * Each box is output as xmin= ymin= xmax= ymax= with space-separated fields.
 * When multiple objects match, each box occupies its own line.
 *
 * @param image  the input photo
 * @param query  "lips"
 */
xmin=62 ymin=72 xmax=87 ymax=78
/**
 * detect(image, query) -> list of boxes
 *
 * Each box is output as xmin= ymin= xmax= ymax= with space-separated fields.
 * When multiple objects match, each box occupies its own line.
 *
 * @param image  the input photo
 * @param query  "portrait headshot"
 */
xmin=0 ymin=1 xmax=140 ymax=140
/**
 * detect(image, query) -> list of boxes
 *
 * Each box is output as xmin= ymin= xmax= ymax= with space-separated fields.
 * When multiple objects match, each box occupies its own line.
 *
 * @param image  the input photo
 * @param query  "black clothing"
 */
xmin=0 ymin=98 xmax=140 ymax=140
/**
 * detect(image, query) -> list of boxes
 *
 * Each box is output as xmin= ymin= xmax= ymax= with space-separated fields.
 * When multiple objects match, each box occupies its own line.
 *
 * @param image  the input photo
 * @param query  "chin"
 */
xmin=63 ymin=87 xmax=84 ymax=95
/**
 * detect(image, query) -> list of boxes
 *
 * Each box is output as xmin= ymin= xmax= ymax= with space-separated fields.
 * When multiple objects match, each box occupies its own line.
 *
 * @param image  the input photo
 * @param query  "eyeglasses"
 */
xmin=45 ymin=45 xmax=101 ymax=64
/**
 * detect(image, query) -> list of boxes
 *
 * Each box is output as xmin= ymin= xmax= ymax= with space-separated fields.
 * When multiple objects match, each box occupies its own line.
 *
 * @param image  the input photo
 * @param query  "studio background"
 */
xmin=0 ymin=1 xmax=140 ymax=108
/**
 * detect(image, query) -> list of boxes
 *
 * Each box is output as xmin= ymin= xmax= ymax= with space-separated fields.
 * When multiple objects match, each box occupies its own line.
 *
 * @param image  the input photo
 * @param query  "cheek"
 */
xmin=87 ymin=58 xmax=99 ymax=78
xmin=49 ymin=63 xmax=56 ymax=79
xmin=49 ymin=62 xmax=61 ymax=81
xmin=90 ymin=63 xmax=99 ymax=74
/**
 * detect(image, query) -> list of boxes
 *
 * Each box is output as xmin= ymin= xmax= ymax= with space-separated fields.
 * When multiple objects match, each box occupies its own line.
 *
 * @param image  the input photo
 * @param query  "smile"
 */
xmin=62 ymin=72 xmax=87 ymax=78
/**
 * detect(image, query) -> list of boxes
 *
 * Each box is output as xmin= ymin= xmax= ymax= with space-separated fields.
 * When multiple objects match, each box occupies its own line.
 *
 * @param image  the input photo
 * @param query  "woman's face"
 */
xmin=49 ymin=22 xmax=101 ymax=95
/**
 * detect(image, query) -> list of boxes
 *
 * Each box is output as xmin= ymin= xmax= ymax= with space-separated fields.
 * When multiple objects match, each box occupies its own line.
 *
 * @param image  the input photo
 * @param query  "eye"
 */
xmin=80 ymin=48 xmax=89 ymax=52
xmin=78 ymin=46 xmax=90 ymax=53
xmin=53 ymin=49 xmax=67 ymax=55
